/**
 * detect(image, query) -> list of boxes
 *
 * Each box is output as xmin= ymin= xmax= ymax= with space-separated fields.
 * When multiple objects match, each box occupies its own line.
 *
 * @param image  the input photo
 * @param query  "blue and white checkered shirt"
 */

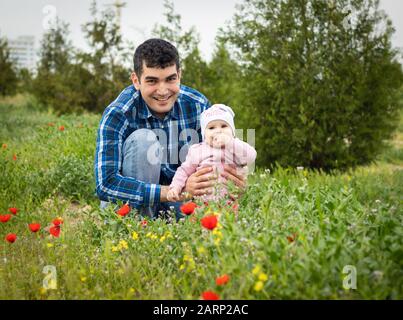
xmin=94 ymin=84 xmax=210 ymax=209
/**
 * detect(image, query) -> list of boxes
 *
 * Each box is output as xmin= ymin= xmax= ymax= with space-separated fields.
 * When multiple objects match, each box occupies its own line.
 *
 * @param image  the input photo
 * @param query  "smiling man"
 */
xmin=94 ymin=39 xmax=246 ymax=219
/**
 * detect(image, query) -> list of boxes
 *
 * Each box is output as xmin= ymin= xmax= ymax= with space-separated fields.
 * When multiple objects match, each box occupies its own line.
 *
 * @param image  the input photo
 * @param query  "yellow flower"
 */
xmin=80 ymin=276 xmax=87 ymax=282
xmin=160 ymin=236 xmax=166 ymax=242
xmin=129 ymin=288 xmax=135 ymax=294
xmin=258 ymin=273 xmax=268 ymax=282
xmin=214 ymin=237 xmax=221 ymax=246
xmin=252 ymin=265 xmax=261 ymax=276
xmin=150 ymin=234 xmax=158 ymax=240
xmin=164 ymin=231 xmax=173 ymax=239
xmin=132 ymin=231 xmax=139 ymax=240
xmin=118 ymin=240 xmax=128 ymax=250
xmin=179 ymin=264 xmax=185 ymax=270
xmin=111 ymin=246 xmax=119 ymax=252
xmin=46 ymin=243 xmax=54 ymax=248
xmin=197 ymin=246 xmax=206 ymax=255
xmin=254 ymin=281 xmax=264 ymax=291
xmin=39 ymin=287 xmax=47 ymax=295
xmin=146 ymin=232 xmax=152 ymax=238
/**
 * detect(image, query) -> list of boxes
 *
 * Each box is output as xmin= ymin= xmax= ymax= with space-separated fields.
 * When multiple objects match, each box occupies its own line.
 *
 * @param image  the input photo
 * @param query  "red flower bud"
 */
xmin=117 ymin=203 xmax=130 ymax=217
xmin=5 ymin=233 xmax=17 ymax=243
xmin=29 ymin=223 xmax=41 ymax=233
xmin=201 ymin=291 xmax=220 ymax=300
xmin=180 ymin=202 xmax=197 ymax=215
xmin=0 ymin=214 xmax=11 ymax=223
xmin=49 ymin=225 xmax=61 ymax=237
xmin=8 ymin=207 xmax=18 ymax=215
xmin=200 ymin=215 xmax=218 ymax=230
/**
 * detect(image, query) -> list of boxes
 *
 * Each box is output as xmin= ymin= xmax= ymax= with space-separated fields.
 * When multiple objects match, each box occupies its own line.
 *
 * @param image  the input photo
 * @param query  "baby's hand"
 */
xmin=167 ymin=189 xmax=181 ymax=202
xmin=213 ymin=133 xmax=233 ymax=148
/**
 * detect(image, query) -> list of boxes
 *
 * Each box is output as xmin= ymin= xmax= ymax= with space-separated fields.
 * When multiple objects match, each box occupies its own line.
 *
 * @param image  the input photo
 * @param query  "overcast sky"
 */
xmin=0 ymin=0 xmax=402 ymax=62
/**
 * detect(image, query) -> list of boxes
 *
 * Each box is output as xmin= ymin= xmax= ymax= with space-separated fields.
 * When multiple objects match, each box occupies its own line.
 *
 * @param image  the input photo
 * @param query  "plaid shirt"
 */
xmin=94 ymin=84 xmax=210 ymax=209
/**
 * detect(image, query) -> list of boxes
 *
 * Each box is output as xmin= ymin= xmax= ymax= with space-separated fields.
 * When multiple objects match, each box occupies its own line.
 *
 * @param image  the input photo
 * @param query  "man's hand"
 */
xmin=221 ymin=164 xmax=247 ymax=198
xmin=183 ymin=166 xmax=217 ymax=197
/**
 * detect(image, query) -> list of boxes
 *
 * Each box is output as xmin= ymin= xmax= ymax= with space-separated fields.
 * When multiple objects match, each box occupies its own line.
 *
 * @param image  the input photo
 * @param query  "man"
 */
xmin=94 ymin=38 xmax=246 ymax=219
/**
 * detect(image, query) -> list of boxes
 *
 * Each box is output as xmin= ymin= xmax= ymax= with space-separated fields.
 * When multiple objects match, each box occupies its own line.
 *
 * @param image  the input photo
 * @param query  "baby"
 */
xmin=167 ymin=104 xmax=257 ymax=202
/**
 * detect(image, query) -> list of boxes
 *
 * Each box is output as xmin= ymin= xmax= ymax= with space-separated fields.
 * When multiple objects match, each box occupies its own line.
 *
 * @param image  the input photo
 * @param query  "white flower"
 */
xmin=297 ymin=166 xmax=304 ymax=171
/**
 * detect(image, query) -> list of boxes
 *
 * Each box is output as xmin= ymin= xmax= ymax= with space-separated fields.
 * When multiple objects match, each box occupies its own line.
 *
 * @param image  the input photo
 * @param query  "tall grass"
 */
xmin=0 ymin=95 xmax=402 ymax=299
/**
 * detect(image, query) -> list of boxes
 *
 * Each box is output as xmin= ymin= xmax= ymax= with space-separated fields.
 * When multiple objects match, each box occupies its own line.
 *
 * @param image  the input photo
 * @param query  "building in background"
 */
xmin=8 ymin=35 xmax=36 ymax=72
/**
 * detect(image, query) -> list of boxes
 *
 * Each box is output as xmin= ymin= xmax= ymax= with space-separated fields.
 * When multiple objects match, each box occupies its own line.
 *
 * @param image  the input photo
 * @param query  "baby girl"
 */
xmin=167 ymin=104 xmax=257 ymax=202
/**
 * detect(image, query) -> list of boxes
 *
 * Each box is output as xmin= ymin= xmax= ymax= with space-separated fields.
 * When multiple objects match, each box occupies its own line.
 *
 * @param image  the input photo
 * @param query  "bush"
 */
xmin=224 ymin=0 xmax=403 ymax=170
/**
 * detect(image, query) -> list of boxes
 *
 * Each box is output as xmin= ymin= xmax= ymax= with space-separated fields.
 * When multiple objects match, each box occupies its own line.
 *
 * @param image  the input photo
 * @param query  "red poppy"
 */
xmin=12 ymin=154 xmax=17 ymax=161
xmin=180 ymin=202 xmax=197 ymax=215
xmin=52 ymin=218 xmax=63 ymax=226
xmin=141 ymin=219 xmax=148 ymax=227
xmin=58 ymin=125 xmax=65 ymax=131
xmin=29 ymin=223 xmax=41 ymax=233
xmin=8 ymin=207 xmax=18 ymax=215
xmin=5 ymin=233 xmax=17 ymax=243
xmin=117 ymin=203 xmax=130 ymax=217
xmin=216 ymin=274 xmax=230 ymax=286
xmin=202 ymin=291 xmax=220 ymax=300
xmin=49 ymin=225 xmax=61 ymax=237
xmin=200 ymin=215 xmax=218 ymax=230
xmin=0 ymin=214 xmax=11 ymax=223
xmin=287 ymin=233 xmax=298 ymax=243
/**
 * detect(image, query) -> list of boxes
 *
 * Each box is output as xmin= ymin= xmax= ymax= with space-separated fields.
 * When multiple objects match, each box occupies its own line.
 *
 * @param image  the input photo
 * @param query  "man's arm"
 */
xmin=94 ymin=108 xmax=161 ymax=209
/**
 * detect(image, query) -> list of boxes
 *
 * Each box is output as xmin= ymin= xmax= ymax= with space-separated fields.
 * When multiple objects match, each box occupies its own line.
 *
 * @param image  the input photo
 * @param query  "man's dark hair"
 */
xmin=133 ymin=38 xmax=180 ymax=78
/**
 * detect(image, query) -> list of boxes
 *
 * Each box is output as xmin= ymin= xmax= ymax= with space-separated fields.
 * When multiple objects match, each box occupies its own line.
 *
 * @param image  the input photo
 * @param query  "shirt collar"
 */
xmin=137 ymin=93 xmax=181 ymax=120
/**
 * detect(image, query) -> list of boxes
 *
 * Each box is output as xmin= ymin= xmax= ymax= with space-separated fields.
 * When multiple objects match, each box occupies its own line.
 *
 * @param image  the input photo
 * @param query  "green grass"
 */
xmin=0 ymin=95 xmax=402 ymax=299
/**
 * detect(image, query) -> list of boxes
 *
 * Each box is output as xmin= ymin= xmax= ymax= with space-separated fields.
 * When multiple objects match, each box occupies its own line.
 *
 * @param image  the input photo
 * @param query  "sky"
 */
xmin=0 ymin=0 xmax=402 ymax=62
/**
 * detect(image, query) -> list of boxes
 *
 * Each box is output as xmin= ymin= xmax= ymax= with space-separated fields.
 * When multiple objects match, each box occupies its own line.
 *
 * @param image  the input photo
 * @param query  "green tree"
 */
xmin=224 ymin=0 xmax=403 ymax=170
xmin=79 ymin=0 xmax=131 ymax=112
xmin=0 ymin=36 xmax=18 ymax=96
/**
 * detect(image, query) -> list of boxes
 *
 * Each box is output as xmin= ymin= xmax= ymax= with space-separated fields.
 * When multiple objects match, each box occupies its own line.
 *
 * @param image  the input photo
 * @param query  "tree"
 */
xmin=224 ymin=0 xmax=403 ymax=170
xmin=0 ymin=36 xmax=18 ymax=96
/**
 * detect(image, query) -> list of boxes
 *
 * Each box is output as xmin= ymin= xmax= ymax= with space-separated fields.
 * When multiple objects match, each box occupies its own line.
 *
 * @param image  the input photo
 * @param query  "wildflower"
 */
xmin=202 ymin=291 xmax=220 ymax=300
xmin=160 ymin=235 xmax=166 ymax=242
xmin=111 ymin=246 xmax=119 ymax=252
xmin=52 ymin=217 xmax=63 ymax=226
xmin=29 ymin=223 xmax=41 ymax=232
xmin=39 ymin=287 xmax=47 ymax=295
xmin=297 ymin=166 xmax=304 ymax=171
xmin=141 ymin=219 xmax=147 ymax=227
xmin=2 ymin=143 xmax=7 ymax=149
xmin=49 ymin=225 xmax=61 ymax=237
xmin=197 ymin=246 xmax=206 ymax=255
xmin=0 ymin=214 xmax=11 ymax=223
xmin=58 ymin=125 xmax=65 ymax=131
xmin=258 ymin=273 xmax=268 ymax=282
xmin=6 ymin=233 xmax=17 ymax=243
xmin=80 ymin=276 xmax=87 ymax=282
xmin=132 ymin=231 xmax=139 ymax=240
xmin=12 ymin=154 xmax=17 ymax=161
xmin=46 ymin=243 xmax=54 ymax=248
xmin=252 ymin=265 xmax=261 ymax=276
xmin=8 ymin=207 xmax=18 ymax=215
xmin=47 ymin=122 xmax=55 ymax=127
xmin=180 ymin=202 xmax=197 ymax=215
xmin=201 ymin=215 xmax=218 ymax=230
xmin=129 ymin=288 xmax=135 ymax=294
xmin=117 ymin=203 xmax=130 ymax=217
xmin=254 ymin=281 xmax=264 ymax=292
xmin=216 ymin=274 xmax=230 ymax=286
xmin=118 ymin=240 xmax=128 ymax=250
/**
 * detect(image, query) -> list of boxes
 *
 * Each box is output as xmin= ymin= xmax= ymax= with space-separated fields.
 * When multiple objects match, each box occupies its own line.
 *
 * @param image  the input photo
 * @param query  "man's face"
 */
xmin=131 ymin=62 xmax=181 ymax=119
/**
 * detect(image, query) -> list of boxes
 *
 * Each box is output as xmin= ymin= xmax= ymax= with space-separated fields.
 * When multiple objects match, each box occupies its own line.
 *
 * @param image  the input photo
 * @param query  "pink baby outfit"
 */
xmin=169 ymin=138 xmax=257 ymax=201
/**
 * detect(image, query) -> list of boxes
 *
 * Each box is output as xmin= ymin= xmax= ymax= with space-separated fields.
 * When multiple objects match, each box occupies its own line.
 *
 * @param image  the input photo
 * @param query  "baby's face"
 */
xmin=204 ymin=120 xmax=233 ymax=147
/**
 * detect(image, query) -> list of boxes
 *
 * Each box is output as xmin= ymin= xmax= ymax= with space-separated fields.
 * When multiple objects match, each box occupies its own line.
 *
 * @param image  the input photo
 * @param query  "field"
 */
xmin=0 ymin=95 xmax=402 ymax=299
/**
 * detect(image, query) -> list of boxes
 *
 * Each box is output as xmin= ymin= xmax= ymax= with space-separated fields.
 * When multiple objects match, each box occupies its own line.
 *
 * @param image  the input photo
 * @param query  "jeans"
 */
xmin=100 ymin=128 xmax=184 ymax=221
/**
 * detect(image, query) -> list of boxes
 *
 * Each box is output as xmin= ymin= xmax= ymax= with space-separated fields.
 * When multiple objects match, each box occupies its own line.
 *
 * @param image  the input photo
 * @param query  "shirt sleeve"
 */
xmin=231 ymin=138 xmax=257 ymax=166
xmin=94 ymin=107 xmax=161 ymax=209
